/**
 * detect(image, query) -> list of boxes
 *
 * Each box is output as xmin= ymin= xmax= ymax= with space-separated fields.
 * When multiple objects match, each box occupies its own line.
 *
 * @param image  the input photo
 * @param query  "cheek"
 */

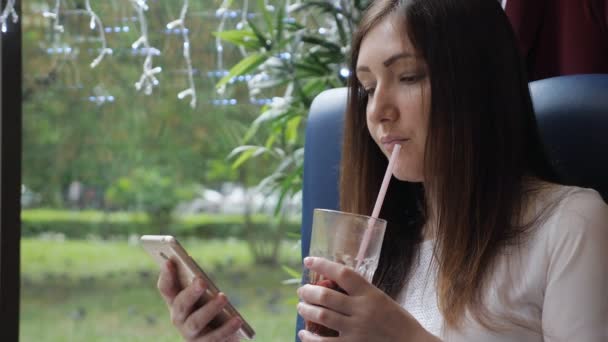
xmin=398 ymin=85 xmax=427 ymax=113
xmin=399 ymin=84 xmax=430 ymax=140
xmin=365 ymin=111 xmax=379 ymax=142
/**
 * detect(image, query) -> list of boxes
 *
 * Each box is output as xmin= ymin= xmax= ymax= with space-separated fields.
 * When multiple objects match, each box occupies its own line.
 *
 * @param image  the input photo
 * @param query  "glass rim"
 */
xmin=313 ymin=208 xmax=387 ymax=226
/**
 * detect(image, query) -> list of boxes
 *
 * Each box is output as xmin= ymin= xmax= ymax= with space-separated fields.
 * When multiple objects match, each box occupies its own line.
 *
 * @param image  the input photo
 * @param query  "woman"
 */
xmin=157 ymin=0 xmax=608 ymax=341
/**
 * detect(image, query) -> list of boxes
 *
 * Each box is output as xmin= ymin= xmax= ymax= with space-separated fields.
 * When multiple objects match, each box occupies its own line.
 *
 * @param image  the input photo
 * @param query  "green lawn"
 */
xmin=21 ymin=237 xmax=302 ymax=341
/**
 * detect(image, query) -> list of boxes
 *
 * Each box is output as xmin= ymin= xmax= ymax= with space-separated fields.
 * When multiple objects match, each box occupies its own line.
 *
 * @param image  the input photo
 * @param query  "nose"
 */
xmin=367 ymin=87 xmax=398 ymax=124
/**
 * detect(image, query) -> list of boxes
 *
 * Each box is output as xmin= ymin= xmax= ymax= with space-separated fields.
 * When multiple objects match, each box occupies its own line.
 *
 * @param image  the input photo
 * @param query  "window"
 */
xmin=15 ymin=2 xmax=301 ymax=341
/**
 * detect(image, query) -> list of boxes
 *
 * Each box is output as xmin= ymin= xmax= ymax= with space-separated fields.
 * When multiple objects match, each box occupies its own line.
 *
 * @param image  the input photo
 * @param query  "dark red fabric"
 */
xmin=505 ymin=0 xmax=608 ymax=80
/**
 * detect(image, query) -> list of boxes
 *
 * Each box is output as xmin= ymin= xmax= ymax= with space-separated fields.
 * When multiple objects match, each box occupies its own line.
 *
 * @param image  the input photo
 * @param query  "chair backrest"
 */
xmin=295 ymin=74 xmax=608 ymax=340
xmin=530 ymin=74 xmax=608 ymax=200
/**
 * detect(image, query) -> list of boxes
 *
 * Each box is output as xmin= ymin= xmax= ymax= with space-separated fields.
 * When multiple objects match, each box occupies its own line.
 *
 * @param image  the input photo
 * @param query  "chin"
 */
xmin=392 ymin=170 xmax=424 ymax=183
xmin=391 ymin=160 xmax=424 ymax=182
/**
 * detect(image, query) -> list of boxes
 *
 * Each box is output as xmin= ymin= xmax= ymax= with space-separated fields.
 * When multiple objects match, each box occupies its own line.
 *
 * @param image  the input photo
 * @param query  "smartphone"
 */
xmin=140 ymin=235 xmax=255 ymax=340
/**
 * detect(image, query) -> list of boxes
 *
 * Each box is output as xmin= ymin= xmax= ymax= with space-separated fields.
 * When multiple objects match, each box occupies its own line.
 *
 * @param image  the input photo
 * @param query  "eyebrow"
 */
xmin=356 ymin=52 xmax=415 ymax=73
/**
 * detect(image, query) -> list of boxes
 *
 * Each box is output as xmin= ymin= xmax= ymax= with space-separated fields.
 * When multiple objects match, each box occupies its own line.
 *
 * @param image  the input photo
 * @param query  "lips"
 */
xmin=380 ymin=136 xmax=409 ymax=152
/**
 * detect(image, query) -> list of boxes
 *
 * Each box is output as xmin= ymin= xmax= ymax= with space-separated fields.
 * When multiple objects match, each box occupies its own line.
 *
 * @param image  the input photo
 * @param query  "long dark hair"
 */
xmin=340 ymin=0 xmax=559 ymax=330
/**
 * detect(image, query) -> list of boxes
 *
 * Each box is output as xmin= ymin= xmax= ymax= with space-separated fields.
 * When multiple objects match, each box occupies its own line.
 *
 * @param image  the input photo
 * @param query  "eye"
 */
xmin=399 ymin=74 xmax=424 ymax=83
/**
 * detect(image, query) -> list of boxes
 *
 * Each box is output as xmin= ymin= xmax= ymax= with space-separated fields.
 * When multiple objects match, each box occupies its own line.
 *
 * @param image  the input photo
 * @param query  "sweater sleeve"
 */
xmin=542 ymin=189 xmax=608 ymax=342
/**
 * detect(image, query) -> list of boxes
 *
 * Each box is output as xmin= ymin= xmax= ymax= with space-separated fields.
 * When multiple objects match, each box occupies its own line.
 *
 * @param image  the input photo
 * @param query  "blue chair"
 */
xmin=295 ymin=74 xmax=608 ymax=340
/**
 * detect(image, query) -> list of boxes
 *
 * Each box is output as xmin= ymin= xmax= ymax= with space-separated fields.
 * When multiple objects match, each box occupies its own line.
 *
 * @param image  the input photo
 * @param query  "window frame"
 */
xmin=0 ymin=0 xmax=22 ymax=339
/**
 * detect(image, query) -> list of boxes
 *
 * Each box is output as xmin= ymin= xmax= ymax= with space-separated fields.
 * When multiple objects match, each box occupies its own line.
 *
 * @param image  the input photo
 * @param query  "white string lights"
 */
xmin=166 ymin=0 xmax=197 ymax=108
xmin=0 ymin=0 xmax=18 ymax=33
xmin=131 ymin=0 xmax=162 ymax=95
xmin=42 ymin=0 xmax=111 ymax=69
xmin=213 ymin=0 xmax=276 ymax=106
xmin=85 ymin=0 xmax=112 ymax=68
xmin=42 ymin=0 xmax=64 ymax=33
xmin=35 ymin=1 xmax=289 ymax=108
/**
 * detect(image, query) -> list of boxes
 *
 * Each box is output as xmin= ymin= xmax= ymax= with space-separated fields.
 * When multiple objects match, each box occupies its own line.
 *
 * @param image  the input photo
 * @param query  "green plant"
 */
xmin=104 ymin=168 xmax=195 ymax=234
xmin=214 ymin=0 xmax=371 ymax=273
xmin=21 ymin=209 xmax=300 ymax=239
xmin=217 ymin=0 xmax=371 ymax=213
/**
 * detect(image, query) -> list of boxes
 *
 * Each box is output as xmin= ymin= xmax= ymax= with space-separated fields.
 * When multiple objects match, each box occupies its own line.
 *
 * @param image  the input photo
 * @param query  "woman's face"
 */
xmin=356 ymin=14 xmax=430 ymax=182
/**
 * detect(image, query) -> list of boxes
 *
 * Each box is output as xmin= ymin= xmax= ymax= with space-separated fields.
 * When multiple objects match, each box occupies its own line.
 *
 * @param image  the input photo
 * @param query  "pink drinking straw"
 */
xmin=355 ymin=144 xmax=401 ymax=270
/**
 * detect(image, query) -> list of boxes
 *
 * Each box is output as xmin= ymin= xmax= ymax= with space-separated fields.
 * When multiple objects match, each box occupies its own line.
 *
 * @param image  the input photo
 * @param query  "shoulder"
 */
xmin=526 ymin=186 xmax=608 ymax=339
xmin=532 ymin=184 xmax=608 ymax=273
xmin=543 ymin=185 xmax=607 ymax=240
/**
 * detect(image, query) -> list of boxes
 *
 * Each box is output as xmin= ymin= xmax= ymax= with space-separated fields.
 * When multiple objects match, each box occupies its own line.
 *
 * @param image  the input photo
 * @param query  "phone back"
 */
xmin=140 ymin=235 xmax=255 ymax=340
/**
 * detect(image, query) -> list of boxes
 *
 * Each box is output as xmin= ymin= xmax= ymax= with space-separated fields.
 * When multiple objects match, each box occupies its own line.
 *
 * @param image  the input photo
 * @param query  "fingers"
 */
xmin=298 ymin=284 xmax=352 ymax=316
xmin=158 ymin=260 xmax=180 ymax=306
xmin=171 ymin=277 xmax=208 ymax=326
xmin=181 ymin=293 xmax=229 ymax=340
xmin=304 ymin=257 xmax=366 ymax=295
xmin=298 ymin=329 xmax=340 ymax=342
xmin=203 ymin=317 xmax=243 ymax=342
xmin=297 ymin=302 xmax=347 ymax=333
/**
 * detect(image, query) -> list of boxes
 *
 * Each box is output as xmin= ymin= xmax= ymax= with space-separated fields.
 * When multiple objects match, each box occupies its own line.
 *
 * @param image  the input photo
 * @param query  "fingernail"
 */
xmin=303 ymin=257 xmax=313 ymax=266
xmin=194 ymin=278 xmax=205 ymax=292
xmin=298 ymin=330 xmax=306 ymax=339
xmin=233 ymin=317 xmax=242 ymax=327
xmin=217 ymin=293 xmax=227 ymax=303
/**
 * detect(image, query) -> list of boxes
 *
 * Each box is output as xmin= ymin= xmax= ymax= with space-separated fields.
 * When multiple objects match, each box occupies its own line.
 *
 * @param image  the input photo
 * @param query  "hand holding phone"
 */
xmin=141 ymin=235 xmax=255 ymax=340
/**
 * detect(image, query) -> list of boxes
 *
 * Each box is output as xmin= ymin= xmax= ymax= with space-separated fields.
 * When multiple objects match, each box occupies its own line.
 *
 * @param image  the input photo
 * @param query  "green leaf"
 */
xmin=286 ymin=231 xmax=301 ymax=239
xmin=294 ymin=62 xmax=329 ymax=77
xmin=333 ymin=13 xmax=347 ymax=46
xmin=213 ymin=30 xmax=261 ymax=50
xmin=282 ymin=265 xmax=302 ymax=279
xmin=264 ymin=134 xmax=277 ymax=148
xmin=355 ymin=0 xmax=372 ymax=11
xmin=257 ymin=0 xmax=274 ymax=34
xmin=247 ymin=19 xmax=270 ymax=50
xmin=289 ymin=1 xmax=339 ymax=15
xmin=274 ymin=167 xmax=302 ymax=216
xmin=242 ymin=123 xmax=261 ymax=144
xmin=285 ymin=21 xmax=305 ymax=31
xmin=302 ymin=77 xmax=330 ymax=98
xmin=228 ymin=145 xmax=278 ymax=169
xmin=253 ymin=105 xmax=291 ymax=126
xmin=275 ymin=1 xmax=285 ymax=44
xmin=305 ymin=53 xmax=332 ymax=72
xmin=227 ymin=145 xmax=258 ymax=160
xmin=313 ymin=50 xmax=346 ymax=63
xmin=249 ymin=76 xmax=290 ymax=90
xmin=216 ymin=53 xmax=268 ymax=90
xmin=300 ymin=35 xmax=342 ymax=52
xmin=230 ymin=147 xmax=257 ymax=170
xmin=285 ymin=116 xmax=302 ymax=145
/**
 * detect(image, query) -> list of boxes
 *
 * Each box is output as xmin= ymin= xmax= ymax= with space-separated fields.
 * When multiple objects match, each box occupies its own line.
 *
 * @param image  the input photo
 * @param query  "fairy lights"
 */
xmin=0 ymin=0 xmax=18 ymax=33
xmin=85 ymin=0 xmax=112 ymax=68
xmin=42 ymin=0 xmax=64 ymax=33
xmin=131 ymin=0 xmax=162 ymax=95
xmin=34 ymin=1 xmax=300 ymax=108
xmin=167 ymin=0 xmax=197 ymax=108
